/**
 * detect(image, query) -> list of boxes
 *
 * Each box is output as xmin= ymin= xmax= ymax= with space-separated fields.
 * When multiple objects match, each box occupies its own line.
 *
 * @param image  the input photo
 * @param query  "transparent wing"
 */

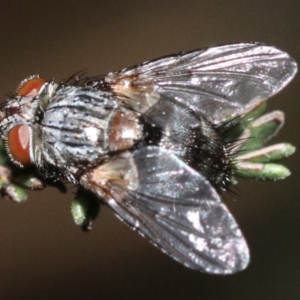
xmin=89 ymin=147 xmax=249 ymax=274
xmin=106 ymin=43 xmax=297 ymax=124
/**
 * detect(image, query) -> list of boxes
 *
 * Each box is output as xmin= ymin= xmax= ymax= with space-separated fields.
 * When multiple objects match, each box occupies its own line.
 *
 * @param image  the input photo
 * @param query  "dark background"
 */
xmin=0 ymin=1 xmax=299 ymax=299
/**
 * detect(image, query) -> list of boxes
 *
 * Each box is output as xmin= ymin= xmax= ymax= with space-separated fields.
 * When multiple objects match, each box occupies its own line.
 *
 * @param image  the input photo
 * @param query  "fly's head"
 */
xmin=0 ymin=75 xmax=58 ymax=171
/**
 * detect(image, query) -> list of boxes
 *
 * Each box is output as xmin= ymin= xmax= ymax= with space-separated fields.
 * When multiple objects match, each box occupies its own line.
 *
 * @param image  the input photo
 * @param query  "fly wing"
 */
xmin=82 ymin=147 xmax=249 ymax=274
xmin=106 ymin=43 xmax=297 ymax=124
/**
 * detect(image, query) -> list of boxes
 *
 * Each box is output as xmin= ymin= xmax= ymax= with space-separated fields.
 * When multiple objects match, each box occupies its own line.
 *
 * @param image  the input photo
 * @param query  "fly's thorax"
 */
xmin=38 ymin=86 xmax=142 ymax=178
xmin=108 ymin=108 xmax=142 ymax=152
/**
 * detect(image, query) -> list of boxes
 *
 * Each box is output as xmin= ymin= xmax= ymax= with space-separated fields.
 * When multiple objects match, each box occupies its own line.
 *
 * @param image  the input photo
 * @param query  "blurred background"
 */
xmin=0 ymin=1 xmax=299 ymax=299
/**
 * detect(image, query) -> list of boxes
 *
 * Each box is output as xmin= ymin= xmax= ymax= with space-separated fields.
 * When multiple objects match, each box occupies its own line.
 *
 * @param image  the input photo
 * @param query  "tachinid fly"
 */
xmin=0 ymin=43 xmax=297 ymax=274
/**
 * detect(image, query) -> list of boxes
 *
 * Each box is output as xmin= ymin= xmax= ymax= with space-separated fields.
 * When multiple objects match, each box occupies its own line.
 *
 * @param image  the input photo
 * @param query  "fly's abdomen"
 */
xmin=140 ymin=97 xmax=232 ymax=189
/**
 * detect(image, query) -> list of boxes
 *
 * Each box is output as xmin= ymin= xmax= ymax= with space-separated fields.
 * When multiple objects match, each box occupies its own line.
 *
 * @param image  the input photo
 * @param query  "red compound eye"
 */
xmin=18 ymin=77 xmax=46 ymax=97
xmin=7 ymin=125 xmax=31 ymax=166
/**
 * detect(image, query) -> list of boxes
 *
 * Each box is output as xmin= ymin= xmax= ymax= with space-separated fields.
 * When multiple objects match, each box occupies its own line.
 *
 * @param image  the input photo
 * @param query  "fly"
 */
xmin=0 ymin=43 xmax=297 ymax=274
